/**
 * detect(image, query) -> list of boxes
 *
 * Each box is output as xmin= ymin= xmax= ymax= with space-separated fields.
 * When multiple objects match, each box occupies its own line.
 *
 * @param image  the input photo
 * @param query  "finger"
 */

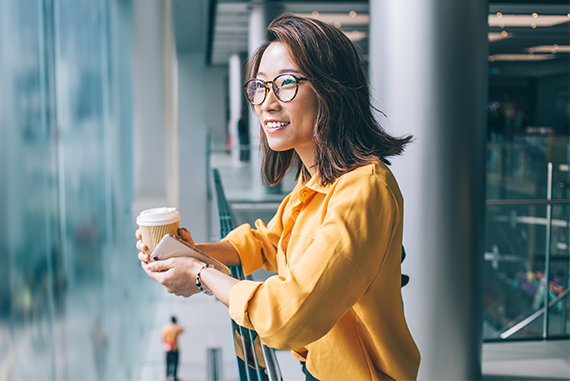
xmin=146 ymin=259 xmax=173 ymax=273
xmin=141 ymin=261 xmax=163 ymax=282
xmin=178 ymin=228 xmax=195 ymax=245
xmin=136 ymin=240 xmax=147 ymax=253
xmin=138 ymin=252 xmax=150 ymax=263
xmin=135 ymin=229 xmax=142 ymax=239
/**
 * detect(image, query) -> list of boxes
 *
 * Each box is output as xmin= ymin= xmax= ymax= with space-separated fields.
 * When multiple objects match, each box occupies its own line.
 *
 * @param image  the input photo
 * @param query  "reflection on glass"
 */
xmin=484 ymin=203 xmax=569 ymax=339
xmin=0 ymin=0 xmax=151 ymax=380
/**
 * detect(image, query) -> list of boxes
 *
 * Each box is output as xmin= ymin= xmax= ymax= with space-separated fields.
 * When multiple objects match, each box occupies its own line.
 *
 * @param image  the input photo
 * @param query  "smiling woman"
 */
xmin=138 ymin=13 xmax=420 ymax=381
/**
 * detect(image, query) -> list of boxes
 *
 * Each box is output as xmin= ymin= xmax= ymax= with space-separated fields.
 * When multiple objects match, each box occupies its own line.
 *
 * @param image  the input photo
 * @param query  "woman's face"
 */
xmin=254 ymin=42 xmax=319 ymax=170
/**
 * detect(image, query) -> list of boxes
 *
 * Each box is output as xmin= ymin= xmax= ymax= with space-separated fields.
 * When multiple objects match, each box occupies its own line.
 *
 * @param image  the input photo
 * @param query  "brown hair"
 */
xmin=247 ymin=13 xmax=412 ymax=186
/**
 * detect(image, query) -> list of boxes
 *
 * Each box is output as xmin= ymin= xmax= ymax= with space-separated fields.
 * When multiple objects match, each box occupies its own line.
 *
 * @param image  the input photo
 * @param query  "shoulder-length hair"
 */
xmin=247 ymin=13 xmax=412 ymax=186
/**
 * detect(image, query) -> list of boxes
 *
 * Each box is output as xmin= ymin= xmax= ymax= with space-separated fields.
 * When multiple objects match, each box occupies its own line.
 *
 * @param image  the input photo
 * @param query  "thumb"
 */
xmin=178 ymin=228 xmax=195 ymax=246
xmin=146 ymin=259 xmax=173 ymax=272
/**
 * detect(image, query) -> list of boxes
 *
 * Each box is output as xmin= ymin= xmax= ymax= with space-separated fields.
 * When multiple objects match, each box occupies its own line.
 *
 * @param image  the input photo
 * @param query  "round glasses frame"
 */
xmin=243 ymin=74 xmax=308 ymax=105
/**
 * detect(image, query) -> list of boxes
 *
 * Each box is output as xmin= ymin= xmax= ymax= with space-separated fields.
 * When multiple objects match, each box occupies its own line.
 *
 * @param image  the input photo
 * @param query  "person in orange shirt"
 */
xmin=161 ymin=316 xmax=184 ymax=381
xmin=137 ymin=14 xmax=420 ymax=381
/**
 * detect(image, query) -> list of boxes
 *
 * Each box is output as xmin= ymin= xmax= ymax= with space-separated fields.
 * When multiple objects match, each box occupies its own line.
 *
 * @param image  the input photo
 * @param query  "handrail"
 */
xmin=212 ymin=169 xmax=283 ymax=381
xmin=499 ymin=287 xmax=570 ymax=339
xmin=486 ymin=199 xmax=569 ymax=206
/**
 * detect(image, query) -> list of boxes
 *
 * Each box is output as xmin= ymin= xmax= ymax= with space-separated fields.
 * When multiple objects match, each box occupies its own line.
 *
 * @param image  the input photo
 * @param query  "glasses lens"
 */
xmin=275 ymin=75 xmax=298 ymax=102
xmin=246 ymin=80 xmax=266 ymax=104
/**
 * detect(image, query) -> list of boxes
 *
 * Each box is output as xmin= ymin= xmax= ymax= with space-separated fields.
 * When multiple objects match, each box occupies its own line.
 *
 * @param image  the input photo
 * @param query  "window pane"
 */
xmin=484 ymin=2 xmax=569 ymax=340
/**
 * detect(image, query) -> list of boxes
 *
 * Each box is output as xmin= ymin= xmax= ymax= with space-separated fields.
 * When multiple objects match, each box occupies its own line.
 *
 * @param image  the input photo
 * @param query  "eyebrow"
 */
xmin=256 ymin=69 xmax=303 ymax=77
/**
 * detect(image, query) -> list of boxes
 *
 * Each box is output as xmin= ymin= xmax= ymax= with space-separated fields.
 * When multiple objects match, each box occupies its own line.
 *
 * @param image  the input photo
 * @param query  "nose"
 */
xmin=259 ymin=82 xmax=280 ymax=111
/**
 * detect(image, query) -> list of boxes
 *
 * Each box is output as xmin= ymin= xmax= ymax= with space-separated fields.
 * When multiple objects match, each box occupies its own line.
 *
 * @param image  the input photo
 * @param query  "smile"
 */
xmin=266 ymin=121 xmax=290 ymax=129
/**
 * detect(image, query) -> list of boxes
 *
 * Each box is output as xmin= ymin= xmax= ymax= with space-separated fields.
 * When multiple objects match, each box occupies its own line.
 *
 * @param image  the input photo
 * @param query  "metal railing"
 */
xmin=212 ymin=168 xmax=283 ymax=381
xmin=485 ymin=162 xmax=570 ymax=340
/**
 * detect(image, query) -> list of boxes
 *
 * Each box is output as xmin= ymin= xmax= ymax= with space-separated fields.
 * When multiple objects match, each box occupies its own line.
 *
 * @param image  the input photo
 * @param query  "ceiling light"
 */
xmin=490 ymin=54 xmax=555 ymax=61
xmin=344 ymin=30 xmax=368 ymax=42
xmin=300 ymin=13 xmax=369 ymax=26
xmin=489 ymin=14 xmax=570 ymax=27
xmin=334 ymin=21 xmax=342 ymax=28
xmin=529 ymin=45 xmax=570 ymax=53
xmin=312 ymin=11 xmax=319 ymax=17
xmin=349 ymin=11 xmax=357 ymax=18
xmin=488 ymin=32 xmax=511 ymax=42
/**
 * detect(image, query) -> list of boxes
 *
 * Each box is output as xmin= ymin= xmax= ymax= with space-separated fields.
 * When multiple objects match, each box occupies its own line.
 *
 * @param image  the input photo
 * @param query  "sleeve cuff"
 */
xmin=221 ymin=223 xmax=267 ymax=275
xmin=229 ymin=279 xmax=264 ymax=330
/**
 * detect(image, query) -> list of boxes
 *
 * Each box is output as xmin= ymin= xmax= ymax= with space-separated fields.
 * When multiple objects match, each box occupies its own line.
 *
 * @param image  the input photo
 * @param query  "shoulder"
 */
xmin=333 ymin=161 xmax=402 ymax=202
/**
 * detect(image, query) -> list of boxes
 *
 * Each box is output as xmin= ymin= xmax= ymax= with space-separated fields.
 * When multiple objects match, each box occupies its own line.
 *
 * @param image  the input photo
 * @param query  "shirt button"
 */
xmin=301 ymin=190 xmax=309 ymax=199
xmin=294 ymin=210 xmax=300 ymax=217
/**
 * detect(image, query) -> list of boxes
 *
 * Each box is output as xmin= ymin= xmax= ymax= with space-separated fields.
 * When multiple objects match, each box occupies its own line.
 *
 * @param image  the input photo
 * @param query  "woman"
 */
xmin=137 ymin=14 xmax=420 ymax=381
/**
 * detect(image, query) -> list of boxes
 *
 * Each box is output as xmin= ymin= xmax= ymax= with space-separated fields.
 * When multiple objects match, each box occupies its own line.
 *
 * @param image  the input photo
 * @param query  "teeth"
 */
xmin=266 ymin=121 xmax=289 ymax=128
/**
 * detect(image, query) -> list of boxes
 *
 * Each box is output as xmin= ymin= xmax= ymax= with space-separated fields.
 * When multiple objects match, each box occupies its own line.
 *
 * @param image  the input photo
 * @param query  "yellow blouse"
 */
xmin=223 ymin=161 xmax=420 ymax=381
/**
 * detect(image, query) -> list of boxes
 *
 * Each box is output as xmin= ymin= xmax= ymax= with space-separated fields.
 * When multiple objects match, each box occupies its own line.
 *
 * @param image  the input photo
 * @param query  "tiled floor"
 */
xmin=482 ymin=340 xmax=570 ymax=381
xmin=137 ymin=153 xmax=570 ymax=381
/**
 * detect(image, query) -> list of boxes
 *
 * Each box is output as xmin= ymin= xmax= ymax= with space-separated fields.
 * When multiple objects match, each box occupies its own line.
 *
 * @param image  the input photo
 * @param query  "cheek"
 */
xmin=253 ymin=106 xmax=262 ymax=119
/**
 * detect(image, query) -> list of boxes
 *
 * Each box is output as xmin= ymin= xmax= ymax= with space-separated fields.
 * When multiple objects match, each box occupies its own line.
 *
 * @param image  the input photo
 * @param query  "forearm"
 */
xmin=200 ymin=266 xmax=239 ymax=307
xmin=196 ymin=241 xmax=241 ymax=267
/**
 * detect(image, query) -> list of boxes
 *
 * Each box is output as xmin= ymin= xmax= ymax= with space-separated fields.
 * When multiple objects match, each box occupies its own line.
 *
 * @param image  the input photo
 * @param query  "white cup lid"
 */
xmin=136 ymin=207 xmax=181 ymax=226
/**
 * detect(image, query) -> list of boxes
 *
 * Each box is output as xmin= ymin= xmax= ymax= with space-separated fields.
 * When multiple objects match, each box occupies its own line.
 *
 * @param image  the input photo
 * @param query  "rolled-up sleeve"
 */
xmin=222 ymin=193 xmax=291 ymax=275
xmin=227 ymin=170 xmax=401 ymax=350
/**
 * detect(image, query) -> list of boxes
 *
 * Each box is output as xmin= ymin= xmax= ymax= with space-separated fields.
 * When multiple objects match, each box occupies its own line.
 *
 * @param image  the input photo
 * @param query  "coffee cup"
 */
xmin=136 ymin=207 xmax=181 ymax=258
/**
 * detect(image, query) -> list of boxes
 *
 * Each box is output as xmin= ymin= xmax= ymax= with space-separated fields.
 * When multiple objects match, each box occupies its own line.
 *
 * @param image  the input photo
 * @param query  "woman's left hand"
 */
xmin=142 ymin=257 xmax=204 ymax=297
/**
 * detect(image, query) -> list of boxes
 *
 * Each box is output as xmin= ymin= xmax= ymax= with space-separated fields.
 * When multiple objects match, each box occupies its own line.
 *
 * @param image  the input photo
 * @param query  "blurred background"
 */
xmin=0 ymin=0 xmax=568 ymax=380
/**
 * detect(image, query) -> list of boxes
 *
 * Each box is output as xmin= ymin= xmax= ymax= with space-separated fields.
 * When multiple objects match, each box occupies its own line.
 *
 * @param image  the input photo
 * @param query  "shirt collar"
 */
xmin=302 ymin=173 xmax=333 ymax=194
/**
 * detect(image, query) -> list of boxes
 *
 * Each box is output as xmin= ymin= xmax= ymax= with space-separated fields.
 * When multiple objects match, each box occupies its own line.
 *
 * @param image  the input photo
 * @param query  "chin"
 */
xmin=266 ymin=140 xmax=291 ymax=152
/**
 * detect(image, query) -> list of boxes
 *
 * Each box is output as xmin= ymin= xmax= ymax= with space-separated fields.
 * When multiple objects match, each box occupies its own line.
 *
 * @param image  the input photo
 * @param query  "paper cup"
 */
xmin=136 ymin=207 xmax=181 ymax=257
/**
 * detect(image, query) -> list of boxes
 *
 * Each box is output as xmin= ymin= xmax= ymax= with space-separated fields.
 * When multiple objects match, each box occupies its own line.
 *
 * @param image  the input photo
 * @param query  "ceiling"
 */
xmin=171 ymin=1 xmax=569 ymax=69
xmin=208 ymin=0 xmax=369 ymax=65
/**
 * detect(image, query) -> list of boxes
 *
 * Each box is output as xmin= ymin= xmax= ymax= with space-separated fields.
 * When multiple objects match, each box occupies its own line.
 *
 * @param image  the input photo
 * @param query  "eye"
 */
xmin=252 ymin=80 xmax=265 ymax=90
xmin=279 ymin=76 xmax=297 ymax=89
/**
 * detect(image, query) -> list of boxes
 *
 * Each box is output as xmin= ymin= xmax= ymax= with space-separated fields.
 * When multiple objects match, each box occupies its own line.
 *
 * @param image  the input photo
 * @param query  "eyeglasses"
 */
xmin=243 ymin=74 xmax=308 ymax=105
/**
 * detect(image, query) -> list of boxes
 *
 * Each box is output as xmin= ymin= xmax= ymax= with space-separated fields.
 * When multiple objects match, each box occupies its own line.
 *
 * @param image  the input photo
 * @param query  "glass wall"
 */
xmin=483 ymin=3 xmax=570 ymax=340
xmin=0 ymin=0 xmax=155 ymax=379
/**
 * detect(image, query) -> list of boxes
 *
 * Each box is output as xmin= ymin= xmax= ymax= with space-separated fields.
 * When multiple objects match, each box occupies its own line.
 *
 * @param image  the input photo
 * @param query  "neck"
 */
xmin=295 ymin=147 xmax=316 ymax=177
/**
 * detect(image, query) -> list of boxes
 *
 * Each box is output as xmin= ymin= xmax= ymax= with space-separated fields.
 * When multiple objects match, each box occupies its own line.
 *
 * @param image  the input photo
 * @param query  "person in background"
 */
xmin=162 ymin=316 xmax=184 ymax=381
xmin=137 ymin=14 xmax=420 ymax=381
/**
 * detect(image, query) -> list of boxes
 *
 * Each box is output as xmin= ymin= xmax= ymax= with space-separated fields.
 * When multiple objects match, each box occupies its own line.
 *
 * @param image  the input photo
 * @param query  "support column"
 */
xmin=132 ymin=0 xmax=168 ymax=211
xmin=228 ymin=53 xmax=242 ymax=166
xmin=369 ymin=1 xmax=488 ymax=380
xmin=248 ymin=1 xmax=283 ymax=196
